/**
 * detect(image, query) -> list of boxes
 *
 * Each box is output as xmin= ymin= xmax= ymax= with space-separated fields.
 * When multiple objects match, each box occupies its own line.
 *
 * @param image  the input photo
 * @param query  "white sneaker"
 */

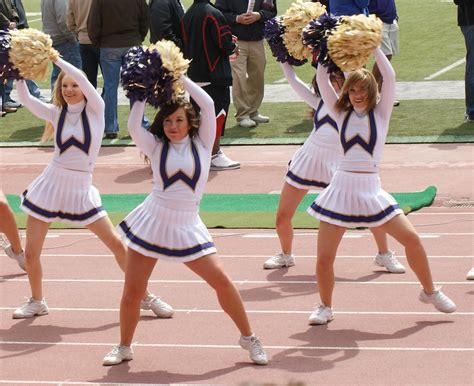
xmin=238 ymin=118 xmax=257 ymax=128
xmin=210 ymin=150 xmax=240 ymax=171
xmin=239 ymin=334 xmax=268 ymax=365
xmin=250 ymin=114 xmax=270 ymax=123
xmin=374 ymin=250 xmax=405 ymax=273
xmin=419 ymin=287 xmax=456 ymax=313
xmin=263 ymin=253 xmax=295 ymax=269
xmin=141 ymin=294 xmax=174 ymax=318
xmin=12 ymin=297 xmax=49 ymax=319
xmin=5 ymin=245 xmax=26 ymax=271
xmin=103 ymin=345 xmax=134 ymax=366
xmin=466 ymin=268 xmax=474 ymax=280
xmin=308 ymin=304 xmax=334 ymax=325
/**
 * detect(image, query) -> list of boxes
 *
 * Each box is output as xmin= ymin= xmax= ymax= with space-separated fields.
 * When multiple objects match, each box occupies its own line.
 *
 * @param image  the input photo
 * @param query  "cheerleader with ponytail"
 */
xmin=9 ymin=29 xmax=173 ymax=321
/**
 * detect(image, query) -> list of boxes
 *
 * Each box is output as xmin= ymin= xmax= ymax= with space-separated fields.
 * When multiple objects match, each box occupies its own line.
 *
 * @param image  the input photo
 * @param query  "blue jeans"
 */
xmin=5 ymin=79 xmax=42 ymax=100
xmin=51 ymin=41 xmax=82 ymax=91
xmin=461 ymin=25 xmax=474 ymax=119
xmin=100 ymin=47 xmax=149 ymax=134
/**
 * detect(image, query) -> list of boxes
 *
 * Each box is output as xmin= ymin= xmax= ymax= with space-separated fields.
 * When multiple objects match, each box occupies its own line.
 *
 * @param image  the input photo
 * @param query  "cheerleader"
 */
xmin=264 ymin=62 xmax=405 ymax=276
xmin=102 ymin=75 xmax=268 ymax=366
xmin=12 ymin=57 xmax=173 ymax=320
xmin=0 ymin=190 xmax=25 ymax=270
xmin=306 ymin=48 xmax=456 ymax=324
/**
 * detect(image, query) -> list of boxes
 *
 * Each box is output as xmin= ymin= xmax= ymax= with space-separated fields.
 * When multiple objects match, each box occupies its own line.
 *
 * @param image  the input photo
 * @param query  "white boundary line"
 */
xmin=0 ymin=307 xmax=472 ymax=315
xmin=424 ymin=59 xmax=466 ymax=80
xmin=0 ymin=340 xmax=472 ymax=352
xmin=3 ymin=278 xmax=472 ymax=285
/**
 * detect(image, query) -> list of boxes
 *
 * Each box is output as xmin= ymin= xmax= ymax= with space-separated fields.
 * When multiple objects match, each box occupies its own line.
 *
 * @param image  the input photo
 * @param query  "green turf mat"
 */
xmin=6 ymin=186 xmax=436 ymax=229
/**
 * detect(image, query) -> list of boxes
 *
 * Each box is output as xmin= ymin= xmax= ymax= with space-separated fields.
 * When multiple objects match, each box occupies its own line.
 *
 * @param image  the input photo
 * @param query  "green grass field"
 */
xmin=3 ymin=0 xmax=472 ymax=144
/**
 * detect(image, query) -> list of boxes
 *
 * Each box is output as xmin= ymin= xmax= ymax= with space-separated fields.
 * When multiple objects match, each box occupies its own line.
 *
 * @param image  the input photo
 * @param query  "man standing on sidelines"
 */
xmin=88 ymin=0 xmax=149 ymax=139
xmin=454 ymin=0 xmax=474 ymax=122
xmin=215 ymin=0 xmax=277 ymax=129
xmin=149 ymin=0 xmax=185 ymax=48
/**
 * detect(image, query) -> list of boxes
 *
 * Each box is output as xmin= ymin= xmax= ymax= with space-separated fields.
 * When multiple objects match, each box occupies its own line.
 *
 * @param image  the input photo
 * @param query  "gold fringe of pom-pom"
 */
xmin=282 ymin=1 xmax=327 ymax=61
xmin=9 ymin=29 xmax=59 ymax=81
xmin=328 ymin=14 xmax=382 ymax=72
xmin=149 ymin=40 xmax=190 ymax=97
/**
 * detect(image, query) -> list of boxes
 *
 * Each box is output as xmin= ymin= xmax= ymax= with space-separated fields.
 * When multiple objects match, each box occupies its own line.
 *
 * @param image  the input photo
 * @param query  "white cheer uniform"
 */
xmin=280 ymin=62 xmax=341 ymax=190
xmin=307 ymin=48 xmax=403 ymax=228
xmin=118 ymin=76 xmax=217 ymax=262
xmin=17 ymin=58 xmax=106 ymax=226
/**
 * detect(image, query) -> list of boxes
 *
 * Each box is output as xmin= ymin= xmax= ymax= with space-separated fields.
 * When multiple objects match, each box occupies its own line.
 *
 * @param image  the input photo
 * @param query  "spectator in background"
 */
xmin=369 ymin=0 xmax=400 ymax=106
xmin=5 ymin=0 xmax=47 ymax=107
xmin=182 ymin=0 xmax=240 ymax=170
xmin=41 ymin=0 xmax=82 ymax=91
xmin=329 ymin=0 xmax=369 ymax=16
xmin=149 ymin=0 xmax=185 ymax=48
xmin=454 ymin=0 xmax=474 ymax=122
xmin=88 ymin=0 xmax=149 ymax=139
xmin=215 ymin=0 xmax=277 ymax=129
xmin=0 ymin=0 xmax=18 ymax=114
xmin=67 ymin=0 xmax=101 ymax=89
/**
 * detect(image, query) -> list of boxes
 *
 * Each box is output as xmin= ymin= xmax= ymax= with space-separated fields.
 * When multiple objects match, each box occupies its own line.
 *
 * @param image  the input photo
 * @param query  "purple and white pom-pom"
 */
xmin=302 ymin=14 xmax=340 ymax=73
xmin=0 ymin=29 xmax=21 ymax=83
xmin=264 ymin=17 xmax=306 ymax=66
xmin=146 ymin=50 xmax=175 ymax=109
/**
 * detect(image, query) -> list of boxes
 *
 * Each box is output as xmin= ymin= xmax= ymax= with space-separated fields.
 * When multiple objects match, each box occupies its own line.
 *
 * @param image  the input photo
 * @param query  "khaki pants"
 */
xmin=230 ymin=39 xmax=266 ymax=121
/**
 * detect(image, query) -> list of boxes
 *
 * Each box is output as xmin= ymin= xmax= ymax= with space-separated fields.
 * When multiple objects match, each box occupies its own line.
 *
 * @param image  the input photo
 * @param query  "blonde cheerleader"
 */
xmin=307 ymin=48 xmax=456 ymax=324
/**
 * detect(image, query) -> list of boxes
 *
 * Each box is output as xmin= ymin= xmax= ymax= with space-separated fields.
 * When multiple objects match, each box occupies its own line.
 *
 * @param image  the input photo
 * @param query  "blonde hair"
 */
xmin=335 ymin=68 xmax=378 ymax=113
xmin=41 ymin=71 xmax=69 ymax=142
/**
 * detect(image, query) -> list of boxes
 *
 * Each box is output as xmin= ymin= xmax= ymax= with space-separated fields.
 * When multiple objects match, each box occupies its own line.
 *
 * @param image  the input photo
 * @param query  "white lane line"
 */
xmin=3 ymin=278 xmax=472 ymax=285
xmin=424 ymin=58 xmax=466 ymax=80
xmin=0 ymin=340 xmax=472 ymax=352
xmin=3 ymin=253 xmax=471 ymax=258
xmin=0 ymin=307 xmax=472 ymax=315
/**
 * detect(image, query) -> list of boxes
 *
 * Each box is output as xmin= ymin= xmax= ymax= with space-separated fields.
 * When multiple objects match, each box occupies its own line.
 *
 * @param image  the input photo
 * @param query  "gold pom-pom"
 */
xmin=328 ymin=14 xmax=382 ymax=72
xmin=9 ymin=28 xmax=59 ymax=81
xmin=282 ymin=1 xmax=327 ymax=61
xmin=149 ymin=40 xmax=190 ymax=97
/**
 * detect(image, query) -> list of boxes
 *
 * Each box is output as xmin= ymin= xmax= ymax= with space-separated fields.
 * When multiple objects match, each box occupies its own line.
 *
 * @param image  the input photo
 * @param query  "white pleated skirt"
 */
xmin=117 ymin=194 xmax=216 ymax=262
xmin=307 ymin=170 xmax=403 ymax=228
xmin=20 ymin=164 xmax=106 ymax=226
xmin=285 ymin=141 xmax=340 ymax=190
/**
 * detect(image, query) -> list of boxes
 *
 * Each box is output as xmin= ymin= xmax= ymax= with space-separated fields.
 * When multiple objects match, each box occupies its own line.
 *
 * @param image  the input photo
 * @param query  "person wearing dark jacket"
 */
xmin=215 ymin=0 xmax=277 ymax=128
xmin=149 ymin=0 xmax=185 ymax=48
xmin=182 ymin=0 xmax=240 ymax=170
xmin=454 ymin=0 xmax=474 ymax=122
xmin=0 ymin=0 xmax=18 ymax=115
xmin=87 ymin=0 xmax=149 ymax=138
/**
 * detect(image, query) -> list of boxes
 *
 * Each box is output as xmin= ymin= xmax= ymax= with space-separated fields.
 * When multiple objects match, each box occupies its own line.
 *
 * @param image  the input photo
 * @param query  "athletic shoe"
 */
xmin=4 ymin=245 xmax=26 ymax=271
xmin=12 ymin=297 xmax=49 ymax=319
xmin=210 ymin=150 xmax=240 ymax=171
xmin=5 ymin=99 xmax=22 ymax=108
xmin=374 ymin=250 xmax=405 ymax=273
xmin=141 ymin=294 xmax=174 ymax=318
xmin=250 ymin=114 xmax=270 ymax=123
xmin=103 ymin=345 xmax=133 ymax=366
xmin=239 ymin=334 xmax=268 ymax=365
xmin=393 ymin=100 xmax=400 ymax=107
xmin=263 ymin=253 xmax=295 ymax=269
xmin=419 ymin=287 xmax=456 ymax=313
xmin=308 ymin=304 xmax=334 ymax=325
xmin=467 ymin=268 xmax=474 ymax=280
xmin=104 ymin=132 xmax=118 ymax=139
xmin=238 ymin=118 xmax=257 ymax=128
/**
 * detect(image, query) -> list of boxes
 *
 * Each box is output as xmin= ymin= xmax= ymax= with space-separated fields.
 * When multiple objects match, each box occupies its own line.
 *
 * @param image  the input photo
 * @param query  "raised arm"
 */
xmin=181 ymin=76 xmax=216 ymax=149
xmin=373 ymin=47 xmax=396 ymax=114
xmin=127 ymin=100 xmax=157 ymax=157
xmin=316 ymin=63 xmax=340 ymax=118
xmin=54 ymin=58 xmax=104 ymax=113
xmin=280 ymin=62 xmax=320 ymax=110
xmin=16 ymin=80 xmax=56 ymax=122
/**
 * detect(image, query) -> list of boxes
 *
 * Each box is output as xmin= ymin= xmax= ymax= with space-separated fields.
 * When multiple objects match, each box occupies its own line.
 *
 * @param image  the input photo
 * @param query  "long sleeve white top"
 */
xmin=316 ymin=48 xmax=396 ymax=172
xmin=17 ymin=58 xmax=105 ymax=173
xmin=127 ymin=76 xmax=216 ymax=208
